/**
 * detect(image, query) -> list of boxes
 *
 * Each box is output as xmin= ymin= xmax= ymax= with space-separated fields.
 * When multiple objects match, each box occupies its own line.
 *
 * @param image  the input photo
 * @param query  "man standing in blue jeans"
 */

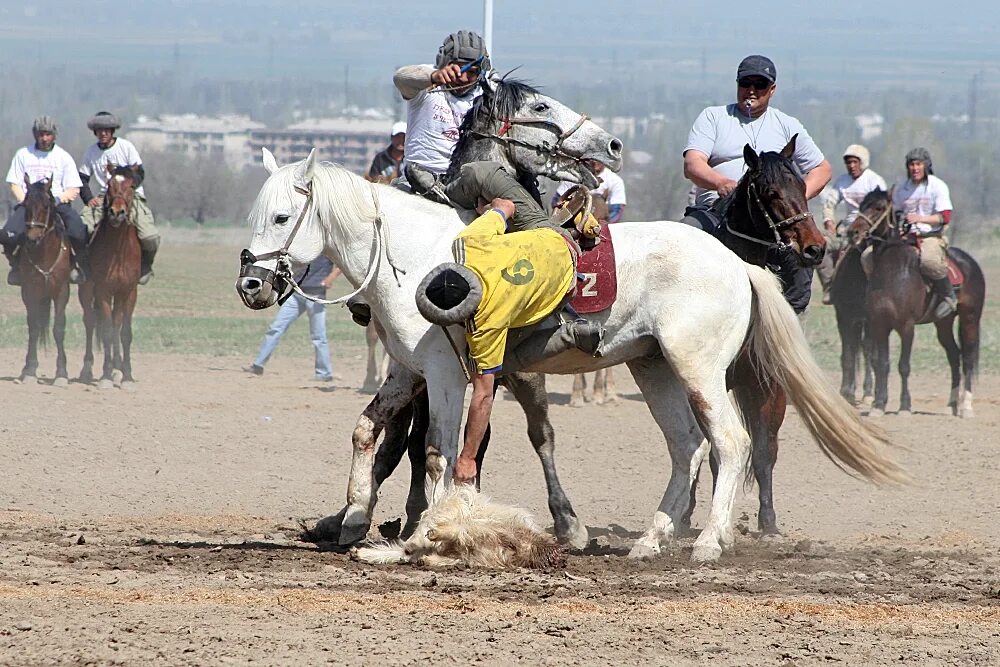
xmin=244 ymin=256 xmax=340 ymax=382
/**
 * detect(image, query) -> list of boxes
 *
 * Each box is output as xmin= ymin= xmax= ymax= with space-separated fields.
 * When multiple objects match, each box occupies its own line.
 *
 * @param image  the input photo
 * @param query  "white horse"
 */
xmin=236 ymin=152 xmax=902 ymax=562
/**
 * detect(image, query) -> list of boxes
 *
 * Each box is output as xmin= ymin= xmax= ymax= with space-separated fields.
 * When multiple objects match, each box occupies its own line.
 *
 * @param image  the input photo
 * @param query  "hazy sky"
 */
xmin=1 ymin=0 xmax=997 ymax=91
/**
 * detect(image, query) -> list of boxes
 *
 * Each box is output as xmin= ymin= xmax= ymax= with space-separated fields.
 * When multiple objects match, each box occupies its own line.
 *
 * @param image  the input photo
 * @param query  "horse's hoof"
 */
xmin=112 ymin=370 xmax=124 ymax=387
xmin=568 ymin=396 xmax=586 ymax=408
xmin=13 ymin=377 xmax=23 ymax=385
xmin=690 ymin=542 xmax=723 ymax=563
xmin=35 ymin=377 xmax=45 ymax=385
xmin=896 ymin=409 xmax=912 ymax=418
xmin=97 ymin=379 xmax=114 ymax=390
xmin=868 ymin=407 xmax=884 ymax=418
xmin=339 ymin=507 xmax=372 ymax=545
xmin=558 ymin=519 xmax=590 ymax=551
xmin=960 ymin=408 xmax=974 ymax=419
xmin=53 ymin=377 xmax=69 ymax=388
xmin=120 ymin=381 xmax=137 ymax=393
xmin=360 ymin=384 xmax=379 ymax=395
xmin=627 ymin=543 xmax=660 ymax=561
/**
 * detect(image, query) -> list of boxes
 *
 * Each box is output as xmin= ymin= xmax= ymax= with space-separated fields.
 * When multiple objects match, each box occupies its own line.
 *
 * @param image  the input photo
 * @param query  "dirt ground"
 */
xmin=1 ymin=347 xmax=999 ymax=666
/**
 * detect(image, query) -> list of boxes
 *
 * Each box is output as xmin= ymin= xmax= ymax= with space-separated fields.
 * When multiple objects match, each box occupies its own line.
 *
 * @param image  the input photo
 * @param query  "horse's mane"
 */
xmin=448 ymin=77 xmax=541 ymax=181
xmin=859 ymin=187 xmax=889 ymax=210
xmin=109 ymin=165 xmax=136 ymax=181
xmin=717 ymin=150 xmax=805 ymax=212
xmin=249 ymin=160 xmax=448 ymax=229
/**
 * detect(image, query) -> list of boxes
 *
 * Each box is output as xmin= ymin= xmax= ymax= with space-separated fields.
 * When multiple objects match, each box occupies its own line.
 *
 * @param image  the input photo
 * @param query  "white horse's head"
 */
xmin=236 ymin=147 xmax=327 ymax=309
xmin=450 ymin=78 xmax=623 ymax=189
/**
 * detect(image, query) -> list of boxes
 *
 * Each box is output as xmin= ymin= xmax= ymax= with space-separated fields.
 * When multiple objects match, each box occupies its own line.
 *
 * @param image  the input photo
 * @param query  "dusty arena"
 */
xmin=0 ymin=235 xmax=996 ymax=665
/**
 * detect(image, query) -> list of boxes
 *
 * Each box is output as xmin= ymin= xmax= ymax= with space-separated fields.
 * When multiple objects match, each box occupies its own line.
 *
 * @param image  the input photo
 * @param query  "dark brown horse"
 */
xmin=16 ymin=177 xmax=72 ymax=385
xmin=829 ymin=245 xmax=874 ymax=405
xmin=78 ymin=165 xmax=142 ymax=389
xmin=849 ymin=188 xmax=984 ymax=417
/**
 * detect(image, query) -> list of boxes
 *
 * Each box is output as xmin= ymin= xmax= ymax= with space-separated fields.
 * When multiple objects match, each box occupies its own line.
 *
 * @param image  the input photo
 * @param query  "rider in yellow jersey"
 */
xmin=416 ymin=197 xmax=603 ymax=484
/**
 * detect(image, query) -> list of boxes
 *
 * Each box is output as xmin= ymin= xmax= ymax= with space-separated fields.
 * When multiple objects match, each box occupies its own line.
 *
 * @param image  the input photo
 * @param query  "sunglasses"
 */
xmin=738 ymin=77 xmax=773 ymax=91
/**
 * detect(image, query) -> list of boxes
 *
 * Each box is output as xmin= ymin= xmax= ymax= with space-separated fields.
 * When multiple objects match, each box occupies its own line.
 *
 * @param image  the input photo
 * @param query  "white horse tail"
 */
xmin=744 ymin=264 xmax=906 ymax=484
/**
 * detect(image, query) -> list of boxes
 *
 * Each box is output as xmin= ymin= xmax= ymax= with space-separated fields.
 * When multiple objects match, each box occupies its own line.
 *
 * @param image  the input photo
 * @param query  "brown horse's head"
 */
xmin=22 ymin=175 xmax=56 ymax=245
xmin=849 ymin=186 xmax=894 ymax=247
xmin=739 ymin=136 xmax=827 ymax=266
xmin=104 ymin=164 xmax=139 ymax=226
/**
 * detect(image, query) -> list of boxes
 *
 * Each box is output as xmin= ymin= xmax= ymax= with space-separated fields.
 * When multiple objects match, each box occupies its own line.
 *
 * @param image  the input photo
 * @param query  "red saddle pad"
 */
xmin=947 ymin=255 xmax=964 ymax=287
xmin=569 ymin=224 xmax=618 ymax=314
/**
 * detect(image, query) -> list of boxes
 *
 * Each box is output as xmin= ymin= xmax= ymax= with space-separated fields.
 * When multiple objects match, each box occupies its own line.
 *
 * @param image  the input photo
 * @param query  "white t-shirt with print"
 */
xmin=80 ymin=137 xmax=146 ymax=198
xmin=684 ymin=104 xmax=825 ymax=208
xmin=5 ymin=144 xmax=82 ymax=200
xmin=403 ymin=76 xmax=481 ymax=175
xmin=892 ymin=175 xmax=952 ymax=235
xmin=823 ymin=169 xmax=887 ymax=224
xmin=555 ymin=168 xmax=627 ymax=205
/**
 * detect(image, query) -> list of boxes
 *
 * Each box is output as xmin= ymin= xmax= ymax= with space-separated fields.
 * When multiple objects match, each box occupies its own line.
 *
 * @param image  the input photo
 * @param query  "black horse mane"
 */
xmin=716 ymin=149 xmax=805 ymax=213
xmin=859 ymin=186 xmax=890 ymax=211
xmin=447 ymin=77 xmax=541 ymax=182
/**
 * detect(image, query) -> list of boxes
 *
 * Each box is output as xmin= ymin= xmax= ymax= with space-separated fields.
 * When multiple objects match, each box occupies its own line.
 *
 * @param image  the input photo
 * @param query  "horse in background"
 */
xmin=849 ymin=188 xmax=985 ymax=417
xmin=15 ymin=177 xmax=72 ymax=385
xmin=828 ymin=245 xmax=874 ymax=405
xmin=78 ymin=165 xmax=142 ymax=389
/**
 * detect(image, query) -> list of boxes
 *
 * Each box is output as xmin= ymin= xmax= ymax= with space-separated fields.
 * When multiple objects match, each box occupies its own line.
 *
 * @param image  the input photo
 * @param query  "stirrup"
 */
xmin=69 ymin=267 xmax=86 ymax=285
xmin=138 ymin=269 xmax=154 ymax=286
xmin=7 ymin=268 xmax=21 ymax=286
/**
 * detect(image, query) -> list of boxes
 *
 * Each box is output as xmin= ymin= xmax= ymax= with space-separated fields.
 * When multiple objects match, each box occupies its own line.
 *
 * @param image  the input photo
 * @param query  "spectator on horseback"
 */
xmin=79 ymin=111 xmax=160 ymax=285
xmin=679 ymin=55 xmax=832 ymax=313
xmin=816 ymin=144 xmax=887 ymax=303
xmin=366 ymin=121 xmax=407 ymax=184
xmin=2 ymin=116 xmax=89 ymax=286
xmin=394 ymin=30 xmax=490 ymax=195
xmin=416 ymin=197 xmax=603 ymax=485
xmin=552 ymin=159 xmax=627 ymax=224
xmin=895 ymin=147 xmax=956 ymax=317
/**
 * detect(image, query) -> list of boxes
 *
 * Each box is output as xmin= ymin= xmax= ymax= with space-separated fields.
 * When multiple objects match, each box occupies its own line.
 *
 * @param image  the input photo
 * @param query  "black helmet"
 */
xmin=435 ymin=30 xmax=491 ymax=72
xmin=905 ymin=147 xmax=933 ymax=175
xmin=87 ymin=111 xmax=122 ymax=131
xmin=415 ymin=263 xmax=483 ymax=326
xmin=32 ymin=115 xmax=57 ymax=135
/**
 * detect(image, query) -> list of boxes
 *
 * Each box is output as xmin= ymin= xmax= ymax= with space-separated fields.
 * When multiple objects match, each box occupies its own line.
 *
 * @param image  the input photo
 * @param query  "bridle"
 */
xmin=102 ymin=175 xmax=136 ymax=228
xmin=239 ymin=179 xmax=403 ymax=309
xmin=724 ymin=173 xmax=813 ymax=251
xmin=23 ymin=192 xmax=66 ymax=283
xmin=851 ymin=202 xmax=893 ymax=246
xmin=470 ymin=90 xmax=591 ymax=180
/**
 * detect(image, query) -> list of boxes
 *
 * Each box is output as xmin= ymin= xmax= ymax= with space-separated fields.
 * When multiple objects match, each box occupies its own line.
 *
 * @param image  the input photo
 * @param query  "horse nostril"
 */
xmin=241 ymin=277 xmax=262 ymax=293
xmin=608 ymin=138 xmax=623 ymax=157
xmin=803 ymin=245 xmax=824 ymax=264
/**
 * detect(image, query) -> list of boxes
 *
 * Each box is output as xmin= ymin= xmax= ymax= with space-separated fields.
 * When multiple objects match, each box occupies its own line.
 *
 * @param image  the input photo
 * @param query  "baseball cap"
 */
xmin=390 ymin=121 xmax=407 ymax=137
xmin=737 ymin=55 xmax=777 ymax=83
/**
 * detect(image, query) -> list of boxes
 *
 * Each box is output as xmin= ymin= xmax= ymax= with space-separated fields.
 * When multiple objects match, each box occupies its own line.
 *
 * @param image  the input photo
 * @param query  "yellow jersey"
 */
xmin=453 ymin=210 xmax=575 ymax=374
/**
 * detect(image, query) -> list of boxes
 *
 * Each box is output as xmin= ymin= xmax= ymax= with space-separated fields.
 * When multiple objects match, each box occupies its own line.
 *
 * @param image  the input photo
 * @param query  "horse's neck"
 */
xmin=446 ymin=133 xmax=513 ymax=182
xmin=718 ymin=193 xmax=769 ymax=266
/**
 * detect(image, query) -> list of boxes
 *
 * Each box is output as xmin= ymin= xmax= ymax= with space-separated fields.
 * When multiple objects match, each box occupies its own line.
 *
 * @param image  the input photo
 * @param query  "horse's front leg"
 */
xmin=505 ymin=371 xmax=589 ymax=549
xmin=77 ymin=282 xmax=96 ymax=383
xmin=119 ymin=288 xmax=138 ymax=384
xmin=18 ymin=295 xmax=42 ymax=383
xmin=97 ymin=295 xmax=116 ymax=389
xmin=361 ymin=323 xmax=382 ymax=393
xmin=423 ymin=365 xmax=468 ymax=505
xmin=52 ymin=284 xmax=70 ymax=386
xmin=339 ymin=363 xmax=423 ymax=545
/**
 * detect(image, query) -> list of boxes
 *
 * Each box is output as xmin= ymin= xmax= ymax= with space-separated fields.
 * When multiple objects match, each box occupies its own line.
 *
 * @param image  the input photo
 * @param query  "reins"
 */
xmin=243 ymin=181 xmax=406 ymax=307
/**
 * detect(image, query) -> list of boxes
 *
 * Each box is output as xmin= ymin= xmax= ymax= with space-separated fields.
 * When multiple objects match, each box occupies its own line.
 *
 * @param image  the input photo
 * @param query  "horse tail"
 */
xmin=744 ymin=264 xmax=906 ymax=484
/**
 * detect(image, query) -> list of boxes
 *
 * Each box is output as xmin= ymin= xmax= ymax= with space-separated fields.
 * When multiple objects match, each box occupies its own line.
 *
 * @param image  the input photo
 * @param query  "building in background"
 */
xmin=126 ymin=114 xmax=391 ymax=174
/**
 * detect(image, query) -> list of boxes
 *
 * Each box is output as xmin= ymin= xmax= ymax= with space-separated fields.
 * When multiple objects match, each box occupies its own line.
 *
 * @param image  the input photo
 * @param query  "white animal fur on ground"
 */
xmin=351 ymin=486 xmax=566 ymax=569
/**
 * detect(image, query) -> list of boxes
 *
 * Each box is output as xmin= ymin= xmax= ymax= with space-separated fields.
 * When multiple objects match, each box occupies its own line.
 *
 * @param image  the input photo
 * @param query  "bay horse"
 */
xmin=15 ymin=177 xmax=72 ymax=385
xmin=849 ymin=188 xmax=985 ymax=417
xmin=237 ymin=79 xmax=900 ymax=563
xmin=78 ymin=165 xmax=142 ymax=389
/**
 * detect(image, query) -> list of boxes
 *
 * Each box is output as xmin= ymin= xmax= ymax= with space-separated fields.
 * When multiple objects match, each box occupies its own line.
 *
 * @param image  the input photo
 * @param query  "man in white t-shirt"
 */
xmin=816 ymin=144 xmax=887 ymax=303
xmin=2 ymin=116 xmax=89 ymax=285
xmin=553 ymin=159 xmax=627 ymax=223
xmin=891 ymin=148 xmax=956 ymax=318
xmin=393 ymin=30 xmax=489 ymax=193
xmin=78 ymin=111 xmax=160 ymax=284
xmin=679 ymin=55 xmax=832 ymax=313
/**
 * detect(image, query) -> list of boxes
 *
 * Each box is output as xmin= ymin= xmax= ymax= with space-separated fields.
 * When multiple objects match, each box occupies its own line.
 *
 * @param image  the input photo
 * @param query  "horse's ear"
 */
xmin=262 ymin=147 xmax=279 ymax=175
xmin=743 ymin=144 xmax=760 ymax=173
xmin=780 ymin=134 xmax=798 ymax=159
xmin=23 ymin=174 xmax=30 ymax=187
xmin=293 ymin=148 xmax=317 ymax=188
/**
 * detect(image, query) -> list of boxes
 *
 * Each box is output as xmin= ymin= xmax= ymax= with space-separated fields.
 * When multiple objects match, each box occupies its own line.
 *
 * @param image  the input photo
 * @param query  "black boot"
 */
xmin=4 ymin=247 xmax=20 ymax=286
xmin=932 ymin=277 xmax=957 ymax=319
xmin=69 ymin=246 xmax=89 ymax=285
xmin=346 ymin=295 xmax=372 ymax=327
xmin=138 ymin=235 xmax=160 ymax=285
xmin=403 ymin=163 xmax=449 ymax=204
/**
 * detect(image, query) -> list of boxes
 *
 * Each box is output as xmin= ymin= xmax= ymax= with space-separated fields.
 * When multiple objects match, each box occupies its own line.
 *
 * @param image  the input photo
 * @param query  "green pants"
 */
xmin=80 ymin=196 xmax=159 ymax=240
xmin=442 ymin=161 xmax=553 ymax=233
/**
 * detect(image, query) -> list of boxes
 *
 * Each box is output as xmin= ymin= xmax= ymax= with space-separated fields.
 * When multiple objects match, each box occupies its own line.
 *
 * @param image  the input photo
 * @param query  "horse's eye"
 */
xmin=274 ymin=214 xmax=290 ymax=225
xmin=532 ymin=102 xmax=549 ymax=113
